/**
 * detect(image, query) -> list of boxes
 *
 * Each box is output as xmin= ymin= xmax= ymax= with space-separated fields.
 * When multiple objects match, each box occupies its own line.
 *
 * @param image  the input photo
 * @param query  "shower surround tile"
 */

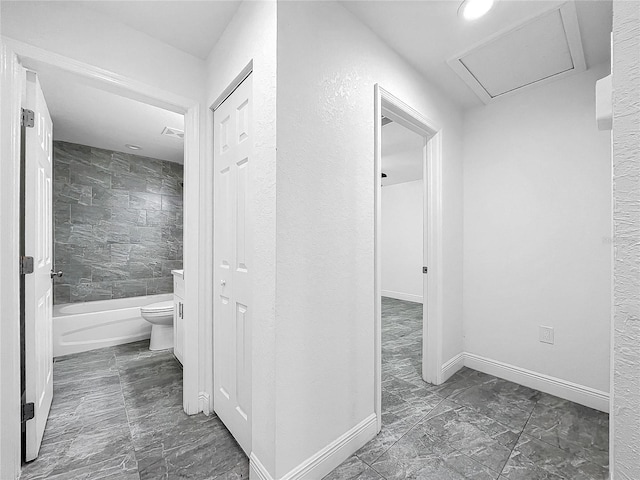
xmin=53 ymin=140 xmax=183 ymax=304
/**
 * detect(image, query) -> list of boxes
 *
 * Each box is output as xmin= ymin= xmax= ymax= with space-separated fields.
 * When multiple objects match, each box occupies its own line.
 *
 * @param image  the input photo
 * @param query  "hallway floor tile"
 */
xmin=21 ymin=341 xmax=248 ymax=480
xmin=21 ymin=298 xmax=608 ymax=479
xmin=324 ymin=297 xmax=609 ymax=480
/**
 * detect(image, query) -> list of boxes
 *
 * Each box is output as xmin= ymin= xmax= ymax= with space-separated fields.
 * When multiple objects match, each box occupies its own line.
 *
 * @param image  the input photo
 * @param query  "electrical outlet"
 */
xmin=539 ymin=326 xmax=554 ymax=344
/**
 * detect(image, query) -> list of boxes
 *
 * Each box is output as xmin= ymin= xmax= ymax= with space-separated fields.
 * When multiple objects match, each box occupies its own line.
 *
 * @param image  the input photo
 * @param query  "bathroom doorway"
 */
xmin=373 ymin=86 xmax=444 ymax=431
xmin=16 ymin=56 xmax=197 ymax=469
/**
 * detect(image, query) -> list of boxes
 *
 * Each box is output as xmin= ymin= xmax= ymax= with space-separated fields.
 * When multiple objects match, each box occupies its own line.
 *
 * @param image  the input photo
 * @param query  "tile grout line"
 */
xmin=503 ymin=401 xmax=610 ymax=476
xmin=114 ymin=351 xmax=142 ymax=480
xmin=359 ymin=394 xmax=449 ymax=469
xmin=497 ymin=398 xmax=537 ymax=478
xmin=406 ymin=385 xmax=511 ymax=479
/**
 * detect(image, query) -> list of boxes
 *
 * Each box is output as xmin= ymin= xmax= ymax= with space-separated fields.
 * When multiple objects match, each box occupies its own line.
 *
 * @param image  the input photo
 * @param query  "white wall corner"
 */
xmin=463 ymin=353 xmax=610 ymax=413
xmin=381 ymin=290 xmax=423 ymax=304
xmin=250 ymin=453 xmax=274 ymax=480
xmin=441 ymin=352 xmax=465 ymax=382
xmin=280 ymin=413 xmax=377 ymax=480
xmin=596 ymin=74 xmax=612 ymax=131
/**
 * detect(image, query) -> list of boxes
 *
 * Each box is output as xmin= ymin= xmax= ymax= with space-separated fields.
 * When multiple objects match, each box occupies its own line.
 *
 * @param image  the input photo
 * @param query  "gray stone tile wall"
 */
xmin=53 ymin=141 xmax=183 ymax=304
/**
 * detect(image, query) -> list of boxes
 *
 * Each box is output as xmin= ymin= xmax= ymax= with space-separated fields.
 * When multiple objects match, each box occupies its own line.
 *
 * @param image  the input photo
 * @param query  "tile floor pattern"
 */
xmin=22 ymin=298 xmax=609 ymax=479
xmin=20 ymin=342 xmax=248 ymax=480
xmin=324 ymin=297 xmax=610 ymax=480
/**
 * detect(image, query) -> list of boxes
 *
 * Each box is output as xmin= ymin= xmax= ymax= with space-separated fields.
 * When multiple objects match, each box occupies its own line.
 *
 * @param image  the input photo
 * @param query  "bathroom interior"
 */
xmin=47 ymin=68 xmax=186 ymax=359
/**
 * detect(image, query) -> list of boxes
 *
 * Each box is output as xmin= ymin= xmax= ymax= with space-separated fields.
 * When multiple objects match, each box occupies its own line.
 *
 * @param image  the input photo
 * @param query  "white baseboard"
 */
xmin=441 ymin=353 xmax=464 ymax=383
xmin=250 ymin=453 xmax=272 ymax=480
xmin=462 ymin=352 xmax=610 ymax=413
xmin=381 ymin=290 xmax=423 ymax=304
xmin=249 ymin=413 xmax=377 ymax=480
xmin=282 ymin=413 xmax=377 ymax=480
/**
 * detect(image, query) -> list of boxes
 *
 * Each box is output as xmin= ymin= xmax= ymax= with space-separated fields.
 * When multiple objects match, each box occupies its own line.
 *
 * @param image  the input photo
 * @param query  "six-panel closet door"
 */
xmin=213 ymin=73 xmax=253 ymax=455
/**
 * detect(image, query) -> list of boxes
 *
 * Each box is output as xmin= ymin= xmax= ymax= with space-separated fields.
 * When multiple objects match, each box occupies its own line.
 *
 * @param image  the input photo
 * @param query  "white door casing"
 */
xmin=24 ymin=70 xmax=54 ymax=462
xmin=374 ymin=85 xmax=443 ymax=432
xmin=213 ymin=73 xmax=253 ymax=455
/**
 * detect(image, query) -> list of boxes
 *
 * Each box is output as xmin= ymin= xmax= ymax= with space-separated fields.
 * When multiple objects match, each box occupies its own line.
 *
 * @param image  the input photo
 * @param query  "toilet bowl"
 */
xmin=140 ymin=301 xmax=174 ymax=351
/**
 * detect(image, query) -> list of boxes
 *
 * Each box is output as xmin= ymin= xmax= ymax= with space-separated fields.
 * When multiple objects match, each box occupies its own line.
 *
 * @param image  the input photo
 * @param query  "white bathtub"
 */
xmin=53 ymin=294 xmax=173 ymax=357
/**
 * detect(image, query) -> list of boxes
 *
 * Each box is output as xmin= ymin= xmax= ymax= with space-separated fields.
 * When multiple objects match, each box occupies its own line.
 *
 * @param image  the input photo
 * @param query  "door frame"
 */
xmin=0 ymin=41 xmax=26 ymax=480
xmin=1 ymin=39 xmax=205 ymax=458
xmin=374 ymin=85 xmax=443 ymax=431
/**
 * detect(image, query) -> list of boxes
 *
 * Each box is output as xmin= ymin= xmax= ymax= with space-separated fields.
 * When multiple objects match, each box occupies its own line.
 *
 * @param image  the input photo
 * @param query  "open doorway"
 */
xmin=22 ymin=63 xmax=186 ymax=459
xmin=372 ymin=86 xmax=444 ymax=433
xmin=17 ymin=63 xmax=210 ymax=478
xmin=380 ymin=117 xmax=426 ymax=392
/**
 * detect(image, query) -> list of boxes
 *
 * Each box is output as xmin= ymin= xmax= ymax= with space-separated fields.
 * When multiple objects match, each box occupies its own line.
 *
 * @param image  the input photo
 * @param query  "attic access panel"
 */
xmin=448 ymin=2 xmax=586 ymax=104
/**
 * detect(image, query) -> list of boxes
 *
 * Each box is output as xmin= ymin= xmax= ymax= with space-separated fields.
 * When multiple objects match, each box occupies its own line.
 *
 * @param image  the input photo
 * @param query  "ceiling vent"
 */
xmin=448 ymin=2 xmax=586 ymax=104
xmin=161 ymin=126 xmax=185 ymax=140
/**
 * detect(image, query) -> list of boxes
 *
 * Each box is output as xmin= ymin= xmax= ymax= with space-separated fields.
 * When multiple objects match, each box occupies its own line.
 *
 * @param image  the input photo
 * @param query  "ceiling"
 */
xmin=382 ymin=122 xmax=424 ymax=187
xmin=342 ymin=0 xmax=612 ymax=109
xmin=82 ymin=1 xmax=241 ymax=60
xmin=10 ymin=0 xmax=612 ymax=164
xmin=36 ymin=66 xmax=185 ymax=163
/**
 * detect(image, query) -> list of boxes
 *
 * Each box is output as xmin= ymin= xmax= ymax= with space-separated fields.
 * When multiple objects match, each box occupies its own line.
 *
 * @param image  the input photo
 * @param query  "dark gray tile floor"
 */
xmin=324 ymin=297 xmax=609 ymax=480
xmin=22 ymin=299 xmax=608 ymax=479
xmin=20 ymin=341 xmax=248 ymax=480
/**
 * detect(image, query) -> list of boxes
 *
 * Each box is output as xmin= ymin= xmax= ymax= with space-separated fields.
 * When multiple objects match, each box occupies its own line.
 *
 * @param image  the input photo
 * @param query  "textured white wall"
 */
xmin=463 ymin=64 xmax=612 ymax=393
xmin=276 ymin=1 xmax=463 ymax=476
xmin=205 ymin=1 xmax=278 ymax=476
xmin=382 ymin=180 xmax=424 ymax=303
xmin=611 ymin=1 xmax=640 ymax=477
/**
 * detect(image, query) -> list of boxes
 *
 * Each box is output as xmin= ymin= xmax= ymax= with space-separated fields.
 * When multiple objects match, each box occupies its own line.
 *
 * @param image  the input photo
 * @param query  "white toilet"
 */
xmin=140 ymin=301 xmax=174 ymax=351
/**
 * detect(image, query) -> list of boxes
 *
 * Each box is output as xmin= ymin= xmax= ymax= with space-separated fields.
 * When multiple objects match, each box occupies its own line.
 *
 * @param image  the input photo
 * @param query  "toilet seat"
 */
xmin=140 ymin=301 xmax=173 ymax=317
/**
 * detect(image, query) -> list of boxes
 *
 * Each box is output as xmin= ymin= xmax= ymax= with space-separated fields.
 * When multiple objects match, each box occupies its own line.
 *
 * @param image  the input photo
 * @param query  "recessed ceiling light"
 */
xmin=459 ymin=0 xmax=495 ymax=21
xmin=125 ymin=144 xmax=142 ymax=150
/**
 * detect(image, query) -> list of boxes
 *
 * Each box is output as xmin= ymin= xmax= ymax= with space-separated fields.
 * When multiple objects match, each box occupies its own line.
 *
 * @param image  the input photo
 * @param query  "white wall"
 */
xmin=611 ymin=1 xmax=640 ymax=476
xmin=0 ymin=1 xmax=205 ymax=100
xmin=275 ymin=2 xmax=463 ymax=476
xmin=463 ymin=64 xmax=612 ymax=395
xmin=204 ymin=1 xmax=278 ymax=476
xmin=382 ymin=180 xmax=423 ymax=303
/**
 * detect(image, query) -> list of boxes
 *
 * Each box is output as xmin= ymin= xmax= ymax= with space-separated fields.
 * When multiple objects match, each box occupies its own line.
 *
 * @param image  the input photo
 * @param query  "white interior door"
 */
xmin=213 ymin=73 xmax=253 ymax=455
xmin=24 ymin=71 xmax=54 ymax=461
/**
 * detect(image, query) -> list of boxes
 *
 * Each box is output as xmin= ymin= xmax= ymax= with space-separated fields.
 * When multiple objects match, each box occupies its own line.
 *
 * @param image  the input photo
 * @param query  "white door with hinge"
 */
xmin=24 ymin=70 xmax=54 ymax=462
xmin=213 ymin=73 xmax=253 ymax=455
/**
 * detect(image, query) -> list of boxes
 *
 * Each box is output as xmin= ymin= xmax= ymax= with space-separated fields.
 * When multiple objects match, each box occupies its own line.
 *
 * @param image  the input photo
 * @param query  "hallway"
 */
xmin=325 ymin=297 xmax=609 ymax=479
xmin=20 ymin=342 xmax=247 ymax=480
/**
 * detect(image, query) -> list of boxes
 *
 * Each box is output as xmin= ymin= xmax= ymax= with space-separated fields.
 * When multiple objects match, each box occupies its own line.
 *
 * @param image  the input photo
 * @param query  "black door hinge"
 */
xmin=20 ymin=256 xmax=34 ymax=275
xmin=423 ymin=266 xmax=428 ymax=274
xmin=22 ymin=402 xmax=34 ymax=423
xmin=21 ymin=108 xmax=35 ymax=128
